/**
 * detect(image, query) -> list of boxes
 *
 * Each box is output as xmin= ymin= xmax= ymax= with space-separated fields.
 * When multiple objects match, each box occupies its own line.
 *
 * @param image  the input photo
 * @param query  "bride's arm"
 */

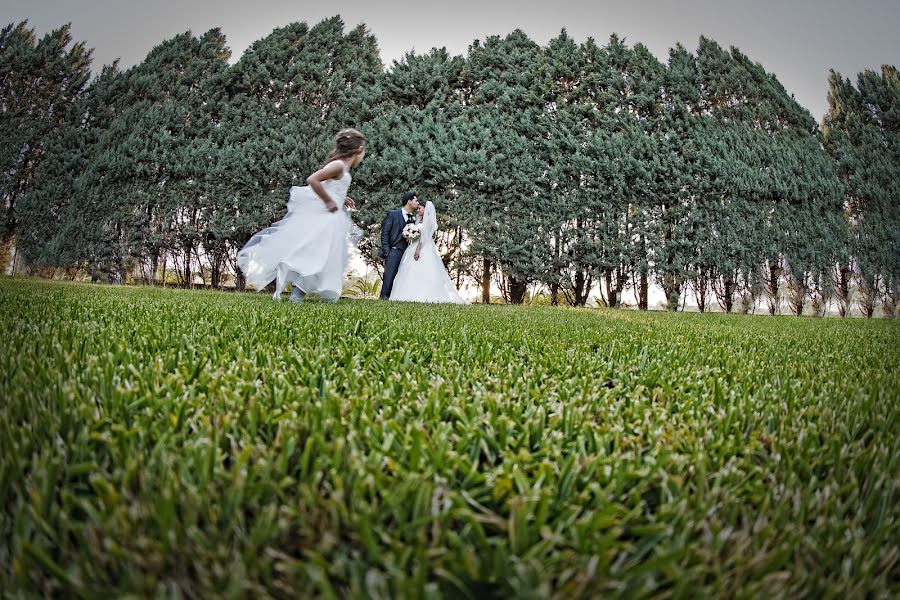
xmin=306 ymin=161 xmax=345 ymax=212
xmin=414 ymin=240 xmax=423 ymax=261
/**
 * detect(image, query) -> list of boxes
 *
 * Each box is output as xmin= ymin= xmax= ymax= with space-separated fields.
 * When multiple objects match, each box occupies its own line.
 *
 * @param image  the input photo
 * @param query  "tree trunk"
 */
xmin=766 ymin=261 xmax=781 ymax=316
xmin=695 ymin=278 xmax=707 ymax=313
xmin=788 ymin=273 xmax=808 ymax=316
xmin=573 ymin=271 xmax=586 ymax=306
xmin=791 ymin=293 xmax=805 ymax=316
xmin=509 ymin=276 xmax=527 ymax=305
xmin=211 ymin=255 xmax=221 ymax=290
xmin=638 ymin=270 xmax=648 ymax=311
xmin=835 ymin=264 xmax=851 ymax=317
xmin=859 ymin=275 xmax=879 ymax=319
xmin=572 ymin=271 xmax=592 ymax=306
xmin=662 ymin=272 xmax=681 ymax=312
xmin=714 ymin=275 xmax=736 ymax=314
xmin=481 ymin=257 xmax=491 ymax=304
xmin=183 ymin=243 xmax=192 ymax=289
xmin=160 ymin=253 xmax=167 ymax=288
xmin=550 ymin=282 xmax=559 ymax=306
xmin=604 ymin=271 xmax=619 ymax=308
xmin=724 ymin=279 xmax=734 ymax=313
xmin=884 ymin=280 xmax=899 ymax=318
xmin=149 ymin=251 xmax=159 ymax=285
xmin=235 ymin=269 xmax=246 ymax=292
xmin=861 ymin=296 xmax=876 ymax=318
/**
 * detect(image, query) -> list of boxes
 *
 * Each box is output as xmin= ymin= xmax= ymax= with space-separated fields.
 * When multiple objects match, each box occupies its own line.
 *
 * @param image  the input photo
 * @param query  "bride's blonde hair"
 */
xmin=326 ymin=128 xmax=366 ymax=163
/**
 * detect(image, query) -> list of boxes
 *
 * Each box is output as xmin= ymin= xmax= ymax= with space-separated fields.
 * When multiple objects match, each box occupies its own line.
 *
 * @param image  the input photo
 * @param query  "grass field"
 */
xmin=1 ymin=278 xmax=898 ymax=598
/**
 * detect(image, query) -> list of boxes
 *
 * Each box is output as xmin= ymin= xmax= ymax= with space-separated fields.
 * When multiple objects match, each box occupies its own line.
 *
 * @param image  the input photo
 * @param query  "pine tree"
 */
xmin=561 ymin=35 xmax=666 ymax=309
xmin=823 ymin=66 xmax=900 ymax=317
xmin=77 ymin=30 xmax=231 ymax=285
xmin=651 ymin=44 xmax=698 ymax=311
xmin=17 ymin=64 xmax=124 ymax=277
xmin=691 ymin=37 xmax=843 ymax=316
xmin=458 ymin=31 xmax=547 ymax=304
xmin=0 ymin=21 xmax=91 ymax=252
xmin=533 ymin=31 xmax=591 ymax=305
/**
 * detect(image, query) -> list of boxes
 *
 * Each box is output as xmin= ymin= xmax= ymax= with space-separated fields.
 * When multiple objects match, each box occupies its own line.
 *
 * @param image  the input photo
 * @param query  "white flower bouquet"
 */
xmin=402 ymin=223 xmax=421 ymax=242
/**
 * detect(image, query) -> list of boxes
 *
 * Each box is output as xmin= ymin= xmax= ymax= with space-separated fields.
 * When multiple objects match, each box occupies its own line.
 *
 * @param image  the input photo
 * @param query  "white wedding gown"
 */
xmin=390 ymin=202 xmax=467 ymax=304
xmin=237 ymin=161 xmax=351 ymax=300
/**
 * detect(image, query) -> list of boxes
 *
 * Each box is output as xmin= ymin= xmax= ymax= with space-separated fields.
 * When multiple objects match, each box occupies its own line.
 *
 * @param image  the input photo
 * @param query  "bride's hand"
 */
xmin=414 ymin=250 xmax=420 ymax=261
xmin=344 ymin=196 xmax=356 ymax=209
xmin=324 ymin=199 xmax=339 ymax=213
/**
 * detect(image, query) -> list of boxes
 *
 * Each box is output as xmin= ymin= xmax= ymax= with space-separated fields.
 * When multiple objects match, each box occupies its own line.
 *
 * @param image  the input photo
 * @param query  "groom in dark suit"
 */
xmin=380 ymin=191 xmax=420 ymax=299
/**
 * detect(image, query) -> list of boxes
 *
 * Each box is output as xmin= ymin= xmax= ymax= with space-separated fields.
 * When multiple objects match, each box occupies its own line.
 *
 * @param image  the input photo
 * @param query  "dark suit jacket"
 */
xmin=381 ymin=209 xmax=414 ymax=257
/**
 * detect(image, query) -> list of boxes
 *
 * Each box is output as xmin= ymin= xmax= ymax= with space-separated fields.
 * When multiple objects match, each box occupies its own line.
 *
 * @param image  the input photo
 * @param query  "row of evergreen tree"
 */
xmin=2 ymin=18 xmax=897 ymax=315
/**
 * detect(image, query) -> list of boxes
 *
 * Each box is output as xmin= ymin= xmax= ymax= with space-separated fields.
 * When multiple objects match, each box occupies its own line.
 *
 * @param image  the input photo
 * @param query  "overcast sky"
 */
xmin=3 ymin=0 xmax=899 ymax=121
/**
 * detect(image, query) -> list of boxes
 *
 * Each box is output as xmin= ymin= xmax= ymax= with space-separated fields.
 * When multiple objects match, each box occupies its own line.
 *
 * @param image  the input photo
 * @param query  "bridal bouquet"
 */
xmin=402 ymin=223 xmax=421 ymax=242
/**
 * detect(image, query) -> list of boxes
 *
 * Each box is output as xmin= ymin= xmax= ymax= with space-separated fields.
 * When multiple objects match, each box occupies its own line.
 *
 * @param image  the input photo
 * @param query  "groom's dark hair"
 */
xmin=401 ymin=191 xmax=417 ymax=206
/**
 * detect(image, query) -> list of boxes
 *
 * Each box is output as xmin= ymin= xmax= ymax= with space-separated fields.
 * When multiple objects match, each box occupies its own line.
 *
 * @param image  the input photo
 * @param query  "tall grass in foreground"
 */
xmin=1 ymin=278 xmax=898 ymax=598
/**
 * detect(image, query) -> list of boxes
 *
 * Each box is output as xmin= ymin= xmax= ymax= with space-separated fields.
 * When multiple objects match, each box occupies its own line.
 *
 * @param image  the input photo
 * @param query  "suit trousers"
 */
xmin=380 ymin=247 xmax=406 ymax=299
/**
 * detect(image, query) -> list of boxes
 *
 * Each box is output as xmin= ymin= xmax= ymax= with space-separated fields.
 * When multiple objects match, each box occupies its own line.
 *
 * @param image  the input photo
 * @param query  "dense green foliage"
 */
xmin=2 ymin=279 xmax=898 ymax=597
xmin=0 ymin=22 xmax=91 ymax=244
xmin=2 ymin=18 xmax=898 ymax=315
xmin=822 ymin=66 xmax=900 ymax=318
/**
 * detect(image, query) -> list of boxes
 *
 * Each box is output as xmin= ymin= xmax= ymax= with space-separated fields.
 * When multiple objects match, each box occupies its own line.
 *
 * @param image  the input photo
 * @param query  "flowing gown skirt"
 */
xmin=389 ymin=239 xmax=467 ymax=304
xmin=237 ymin=184 xmax=351 ymax=300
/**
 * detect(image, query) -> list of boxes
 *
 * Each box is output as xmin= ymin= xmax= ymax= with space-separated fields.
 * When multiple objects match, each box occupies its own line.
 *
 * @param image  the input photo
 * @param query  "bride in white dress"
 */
xmin=389 ymin=201 xmax=467 ymax=304
xmin=237 ymin=129 xmax=365 ymax=302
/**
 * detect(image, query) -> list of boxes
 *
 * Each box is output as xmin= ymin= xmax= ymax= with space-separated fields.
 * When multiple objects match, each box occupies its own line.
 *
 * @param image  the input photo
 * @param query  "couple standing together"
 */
xmin=236 ymin=128 xmax=465 ymax=304
xmin=379 ymin=191 xmax=466 ymax=303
